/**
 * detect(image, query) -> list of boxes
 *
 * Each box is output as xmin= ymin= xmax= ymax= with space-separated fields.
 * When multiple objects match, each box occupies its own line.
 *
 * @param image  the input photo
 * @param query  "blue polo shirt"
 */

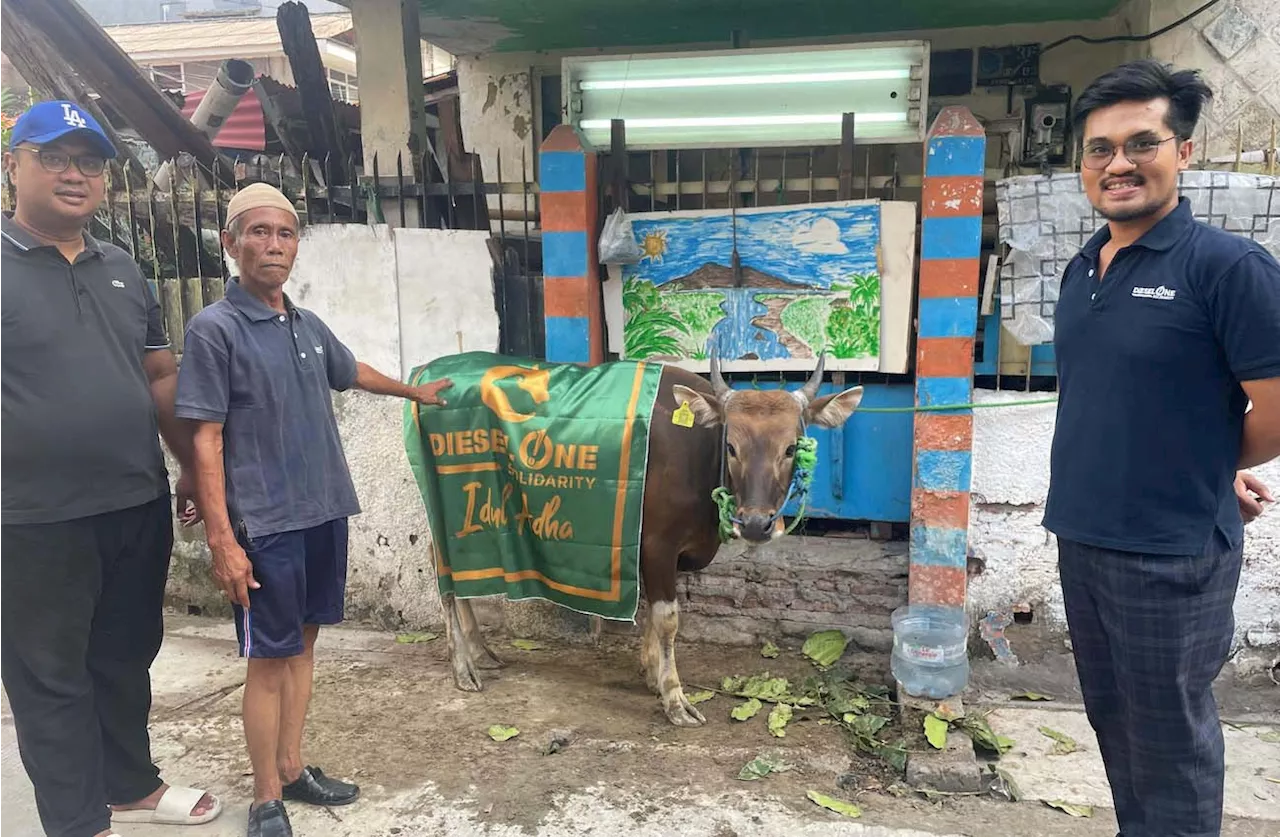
xmin=1043 ymin=197 xmax=1280 ymax=555
xmin=175 ymin=278 xmax=362 ymax=538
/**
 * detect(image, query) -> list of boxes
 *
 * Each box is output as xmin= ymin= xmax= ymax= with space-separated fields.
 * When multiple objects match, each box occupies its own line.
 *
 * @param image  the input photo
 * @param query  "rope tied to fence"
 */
xmin=855 ymin=396 xmax=1060 ymax=413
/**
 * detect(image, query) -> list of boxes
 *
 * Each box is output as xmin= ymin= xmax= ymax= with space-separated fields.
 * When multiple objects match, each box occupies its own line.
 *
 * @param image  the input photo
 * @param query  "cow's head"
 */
xmin=671 ymin=353 xmax=863 ymax=543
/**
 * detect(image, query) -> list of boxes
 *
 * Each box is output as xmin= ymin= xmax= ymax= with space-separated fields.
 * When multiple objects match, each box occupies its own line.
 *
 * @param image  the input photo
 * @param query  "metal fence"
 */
xmin=2 ymin=150 xmax=545 ymax=359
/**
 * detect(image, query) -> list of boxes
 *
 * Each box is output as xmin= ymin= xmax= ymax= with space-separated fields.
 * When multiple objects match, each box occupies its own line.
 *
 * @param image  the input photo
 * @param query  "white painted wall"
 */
xmin=967 ymin=389 xmax=1280 ymax=653
xmin=168 ymin=224 xmax=500 ymax=628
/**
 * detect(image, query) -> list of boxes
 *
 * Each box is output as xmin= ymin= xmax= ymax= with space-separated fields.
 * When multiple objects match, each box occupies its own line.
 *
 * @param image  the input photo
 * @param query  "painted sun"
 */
xmin=640 ymin=229 xmax=668 ymax=262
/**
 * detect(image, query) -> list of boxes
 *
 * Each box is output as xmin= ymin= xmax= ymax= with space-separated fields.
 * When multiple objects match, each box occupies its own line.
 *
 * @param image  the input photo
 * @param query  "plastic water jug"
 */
xmin=890 ymin=604 xmax=969 ymax=699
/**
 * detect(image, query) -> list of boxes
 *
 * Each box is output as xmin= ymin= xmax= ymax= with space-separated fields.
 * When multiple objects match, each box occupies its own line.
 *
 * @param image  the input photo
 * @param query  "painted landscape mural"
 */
xmin=618 ymin=202 xmax=883 ymax=370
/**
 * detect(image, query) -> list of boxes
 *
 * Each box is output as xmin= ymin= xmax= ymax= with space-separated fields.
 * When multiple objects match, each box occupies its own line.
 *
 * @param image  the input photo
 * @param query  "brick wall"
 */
xmin=675 ymin=537 xmax=909 ymax=652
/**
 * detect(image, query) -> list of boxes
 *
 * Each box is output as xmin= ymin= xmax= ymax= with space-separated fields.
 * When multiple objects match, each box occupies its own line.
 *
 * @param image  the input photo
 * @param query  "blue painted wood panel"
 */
xmin=925 ymin=136 xmax=986 ymax=177
xmin=728 ymin=380 xmax=915 ymax=522
xmin=920 ymin=216 xmax=983 ymax=260
xmin=539 ymin=151 xmax=587 ymax=193
xmin=544 ymin=317 xmax=591 ymax=362
xmin=543 ymin=231 xmax=589 ymax=278
xmin=908 ymin=524 xmax=969 ymax=567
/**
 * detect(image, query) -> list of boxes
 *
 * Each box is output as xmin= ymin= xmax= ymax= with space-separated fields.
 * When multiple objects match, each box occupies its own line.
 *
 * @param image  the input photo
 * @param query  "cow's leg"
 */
xmin=456 ymin=597 xmax=504 ymax=669
xmin=651 ymin=599 xmax=706 ymax=727
xmin=443 ymin=592 xmax=483 ymax=692
xmin=640 ymin=606 xmax=660 ymax=694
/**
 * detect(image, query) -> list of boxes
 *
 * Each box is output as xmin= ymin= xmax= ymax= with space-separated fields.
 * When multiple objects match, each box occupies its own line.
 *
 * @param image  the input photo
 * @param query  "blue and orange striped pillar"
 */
xmin=538 ymin=125 xmax=604 ymax=365
xmin=908 ymin=106 xmax=986 ymax=613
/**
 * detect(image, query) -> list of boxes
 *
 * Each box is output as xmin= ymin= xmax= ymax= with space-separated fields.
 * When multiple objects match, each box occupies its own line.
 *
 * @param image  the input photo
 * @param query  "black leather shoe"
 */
xmin=247 ymin=800 xmax=292 ymax=837
xmin=282 ymin=765 xmax=361 ymax=806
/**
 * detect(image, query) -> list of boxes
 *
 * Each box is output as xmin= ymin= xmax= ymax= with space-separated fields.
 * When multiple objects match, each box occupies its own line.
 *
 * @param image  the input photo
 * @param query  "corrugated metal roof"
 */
xmin=105 ymin=13 xmax=353 ymax=58
xmin=180 ymin=85 xmax=267 ymax=152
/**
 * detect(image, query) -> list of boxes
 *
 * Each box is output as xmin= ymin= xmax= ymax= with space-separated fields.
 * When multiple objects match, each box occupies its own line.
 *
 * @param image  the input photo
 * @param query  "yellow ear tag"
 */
xmin=672 ymin=401 xmax=695 ymax=428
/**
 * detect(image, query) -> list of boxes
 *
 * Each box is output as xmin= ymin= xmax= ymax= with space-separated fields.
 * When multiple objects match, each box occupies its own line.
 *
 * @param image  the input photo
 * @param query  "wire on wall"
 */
xmin=1041 ymin=0 xmax=1223 ymax=54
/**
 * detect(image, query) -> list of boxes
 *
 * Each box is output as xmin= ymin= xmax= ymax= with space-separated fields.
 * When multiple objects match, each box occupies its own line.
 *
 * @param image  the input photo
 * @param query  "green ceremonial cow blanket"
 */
xmin=402 ymin=351 xmax=665 ymax=621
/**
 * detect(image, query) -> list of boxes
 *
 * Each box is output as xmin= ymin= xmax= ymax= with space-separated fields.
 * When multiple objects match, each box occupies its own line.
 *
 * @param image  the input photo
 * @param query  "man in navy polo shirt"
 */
xmin=3 ymin=101 xmax=222 ymax=835
xmin=176 ymin=183 xmax=452 ymax=837
xmin=1045 ymin=60 xmax=1280 ymax=837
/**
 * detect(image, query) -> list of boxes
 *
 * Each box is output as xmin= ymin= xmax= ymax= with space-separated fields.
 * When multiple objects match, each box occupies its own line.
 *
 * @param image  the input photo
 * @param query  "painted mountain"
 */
xmin=619 ymin=202 xmax=882 ymax=364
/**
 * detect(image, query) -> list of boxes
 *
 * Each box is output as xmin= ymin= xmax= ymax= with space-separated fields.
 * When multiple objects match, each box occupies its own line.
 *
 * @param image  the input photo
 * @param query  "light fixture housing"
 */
xmin=563 ymin=41 xmax=929 ymax=150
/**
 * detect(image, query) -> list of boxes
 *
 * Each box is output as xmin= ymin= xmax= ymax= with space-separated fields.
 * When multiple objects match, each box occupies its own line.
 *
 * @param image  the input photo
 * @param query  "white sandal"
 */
xmin=111 ymin=785 xmax=222 ymax=825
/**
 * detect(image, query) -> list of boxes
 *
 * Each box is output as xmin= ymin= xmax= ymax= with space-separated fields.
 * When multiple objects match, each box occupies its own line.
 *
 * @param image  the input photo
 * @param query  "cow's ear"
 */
xmin=806 ymin=386 xmax=863 ymax=428
xmin=671 ymin=384 xmax=723 ymax=427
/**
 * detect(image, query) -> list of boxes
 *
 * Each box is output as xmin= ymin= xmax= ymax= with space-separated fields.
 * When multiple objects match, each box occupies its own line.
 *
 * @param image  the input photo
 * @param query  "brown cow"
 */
xmin=440 ymin=353 xmax=865 ymax=726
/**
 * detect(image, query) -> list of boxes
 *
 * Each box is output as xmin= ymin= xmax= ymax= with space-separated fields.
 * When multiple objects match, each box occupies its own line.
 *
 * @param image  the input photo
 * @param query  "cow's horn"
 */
xmin=709 ymin=352 xmax=731 ymax=399
xmin=799 ymin=352 xmax=826 ymax=403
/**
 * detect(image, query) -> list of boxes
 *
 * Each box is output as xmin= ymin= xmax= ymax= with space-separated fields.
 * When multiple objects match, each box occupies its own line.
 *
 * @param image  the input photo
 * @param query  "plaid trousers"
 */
xmin=1057 ymin=535 xmax=1243 ymax=837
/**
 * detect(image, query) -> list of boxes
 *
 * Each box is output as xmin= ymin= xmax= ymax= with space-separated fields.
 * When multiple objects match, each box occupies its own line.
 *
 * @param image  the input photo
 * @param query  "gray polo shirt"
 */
xmin=2 ymin=214 xmax=172 ymax=525
xmin=175 ymin=278 xmax=361 ymax=538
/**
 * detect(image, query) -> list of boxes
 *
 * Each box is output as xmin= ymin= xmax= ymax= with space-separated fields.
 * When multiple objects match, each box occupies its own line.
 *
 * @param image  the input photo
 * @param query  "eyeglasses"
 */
xmin=13 ymin=146 xmax=107 ymax=177
xmin=1081 ymin=135 xmax=1179 ymax=170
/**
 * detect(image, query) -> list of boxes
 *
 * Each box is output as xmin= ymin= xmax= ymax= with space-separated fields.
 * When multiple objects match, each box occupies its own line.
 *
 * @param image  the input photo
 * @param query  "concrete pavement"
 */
xmin=3 ymin=616 xmax=1278 ymax=837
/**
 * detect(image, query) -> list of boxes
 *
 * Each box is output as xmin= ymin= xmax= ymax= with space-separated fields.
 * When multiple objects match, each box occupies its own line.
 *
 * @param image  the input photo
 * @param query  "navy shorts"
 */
xmin=232 ymin=518 xmax=348 ymax=658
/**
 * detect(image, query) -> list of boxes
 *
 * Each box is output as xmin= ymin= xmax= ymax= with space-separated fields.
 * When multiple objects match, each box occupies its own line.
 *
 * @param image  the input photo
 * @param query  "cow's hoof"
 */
xmin=664 ymin=703 xmax=706 ymax=728
xmin=663 ymin=693 xmax=707 ymax=727
xmin=452 ymin=660 xmax=484 ymax=692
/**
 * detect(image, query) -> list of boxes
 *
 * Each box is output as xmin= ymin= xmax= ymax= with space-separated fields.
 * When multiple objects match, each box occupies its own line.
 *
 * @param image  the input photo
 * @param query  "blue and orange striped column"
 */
xmin=908 ymin=106 xmax=986 ymax=612
xmin=538 ymin=125 xmax=604 ymax=365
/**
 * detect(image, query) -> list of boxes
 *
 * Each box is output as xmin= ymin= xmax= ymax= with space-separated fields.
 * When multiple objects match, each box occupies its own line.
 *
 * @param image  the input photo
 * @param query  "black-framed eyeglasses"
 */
xmin=13 ymin=146 xmax=107 ymax=177
xmin=1081 ymin=135 xmax=1179 ymax=170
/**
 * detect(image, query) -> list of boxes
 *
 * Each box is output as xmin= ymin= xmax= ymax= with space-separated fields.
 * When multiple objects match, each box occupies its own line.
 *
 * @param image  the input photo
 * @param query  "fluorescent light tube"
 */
xmin=580 ymin=113 xmax=908 ymax=129
xmin=579 ymin=69 xmax=910 ymax=91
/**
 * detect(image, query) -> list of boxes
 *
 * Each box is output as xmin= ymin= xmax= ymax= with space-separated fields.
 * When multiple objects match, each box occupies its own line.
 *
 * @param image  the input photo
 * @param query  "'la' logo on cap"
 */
xmin=61 ymin=103 xmax=87 ymax=129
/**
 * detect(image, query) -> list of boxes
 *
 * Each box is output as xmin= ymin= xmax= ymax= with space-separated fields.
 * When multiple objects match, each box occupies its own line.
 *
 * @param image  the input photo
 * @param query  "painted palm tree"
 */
xmin=622 ymin=277 xmax=689 ymax=358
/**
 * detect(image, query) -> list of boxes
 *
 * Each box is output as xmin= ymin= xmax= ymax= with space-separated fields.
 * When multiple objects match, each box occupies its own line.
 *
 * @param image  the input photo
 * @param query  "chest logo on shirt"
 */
xmin=111 ymin=279 xmax=126 ymax=288
xmin=1131 ymin=285 xmax=1177 ymax=301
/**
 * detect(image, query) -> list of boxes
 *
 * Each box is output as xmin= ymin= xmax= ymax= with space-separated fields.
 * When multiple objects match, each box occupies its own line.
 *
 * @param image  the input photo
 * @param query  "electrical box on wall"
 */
xmin=1022 ymin=85 xmax=1072 ymax=168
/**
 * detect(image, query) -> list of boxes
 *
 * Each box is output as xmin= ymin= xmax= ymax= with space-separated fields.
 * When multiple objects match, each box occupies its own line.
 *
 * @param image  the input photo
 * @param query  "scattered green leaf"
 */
xmin=1038 ymin=725 xmax=1078 ymax=755
xmin=1044 ymin=800 xmax=1093 ymax=818
xmin=686 ymin=690 xmax=715 ymax=705
xmin=395 ymin=631 xmax=438 ymax=644
xmin=737 ymin=753 xmax=794 ymax=781
xmin=873 ymin=740 xmax=909 ymax=773
xmin=511 ymin=639 xmax=543 ymax=651
xmin=768 ymin=704 xmax=794 ymax=737
xmin=740 ymin=674 xmax=792 ymax=701
xmin=924 ymin=714 xmax=950 ymax=749
xmin=1011 ymin=691 xmax=1054 ymax=702
xmin=807 ymin=790 xmax=862 ymax=818
xmin=961 ymin=716 xmax=1015 ymax=756
xmin=761 ymin=641 xmax=780 ymax=659
xmin=802 ymin=630 xmax=849 ymax=669
xmin=847 ymin=713 xmax=890 ymax=738
xmin=933 ymin=701 xmax=964 ymax=723
xmin=732 ymin=698 xmax=763 ymax=721
xmin=487 ymin=725 xmax=520 ymax=742
xmin=1256 ymin=730 xmax=1280 ymax=744
xmin=1266 ymin=777 xmax=1280 ymax=785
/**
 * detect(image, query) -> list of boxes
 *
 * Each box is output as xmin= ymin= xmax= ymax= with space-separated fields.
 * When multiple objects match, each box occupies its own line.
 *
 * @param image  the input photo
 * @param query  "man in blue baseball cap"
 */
xmin=2 ymin=100 xmax=223 ymax=835
xmin=7 ymin=99 xmax=118 ymax=160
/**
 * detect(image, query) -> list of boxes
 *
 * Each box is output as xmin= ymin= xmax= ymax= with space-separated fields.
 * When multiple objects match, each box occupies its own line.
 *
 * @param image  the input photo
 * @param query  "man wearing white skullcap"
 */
xmin=175 ymin=182 xmax=452 ymax=837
